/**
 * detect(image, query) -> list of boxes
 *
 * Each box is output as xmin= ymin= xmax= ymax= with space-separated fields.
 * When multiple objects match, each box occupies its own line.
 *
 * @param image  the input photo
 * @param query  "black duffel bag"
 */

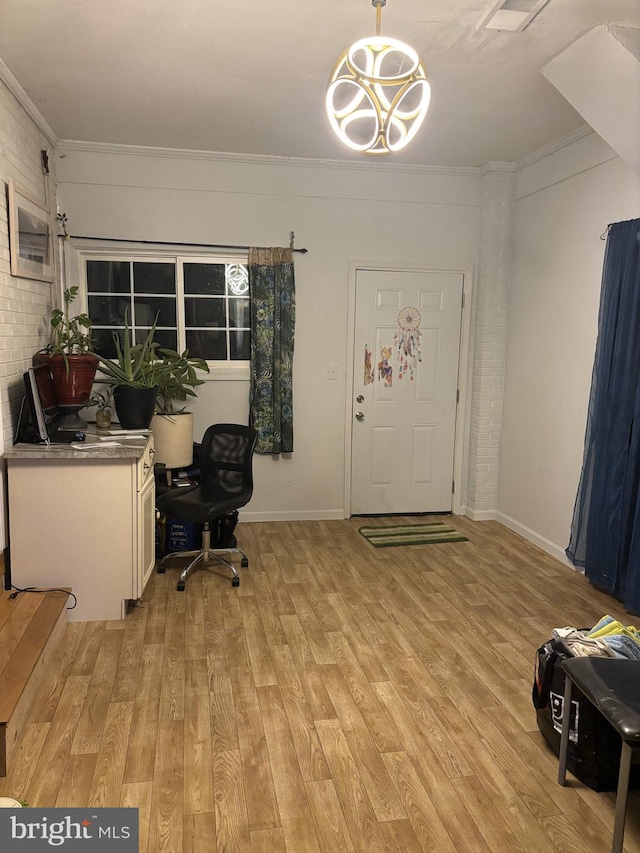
xmin=533 ymin=637 xmax=639 ymax=792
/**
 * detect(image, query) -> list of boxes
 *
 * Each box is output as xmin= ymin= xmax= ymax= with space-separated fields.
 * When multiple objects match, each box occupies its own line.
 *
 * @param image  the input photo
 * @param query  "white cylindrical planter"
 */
xmin=151 ymin=412 xmax=194 ymax=469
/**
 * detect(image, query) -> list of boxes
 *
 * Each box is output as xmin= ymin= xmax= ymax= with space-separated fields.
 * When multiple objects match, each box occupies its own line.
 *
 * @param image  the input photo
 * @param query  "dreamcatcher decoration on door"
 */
xmin=394 ymin=306 xmax=422 ymax=380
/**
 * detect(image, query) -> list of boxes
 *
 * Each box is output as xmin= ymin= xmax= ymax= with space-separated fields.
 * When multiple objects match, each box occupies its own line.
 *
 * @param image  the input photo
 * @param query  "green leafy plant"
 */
xmin=88 ymin=387 xmax=114 ymax=410
xmin=150 ymin=348 xmax=209 ymax=415
xmin=93 ymin=317 xmax=208 ymax=406
xmin=48 ymin=286 xmax=93 ymax=355
xmin=93 ymin=321 xmax=160 ymax=389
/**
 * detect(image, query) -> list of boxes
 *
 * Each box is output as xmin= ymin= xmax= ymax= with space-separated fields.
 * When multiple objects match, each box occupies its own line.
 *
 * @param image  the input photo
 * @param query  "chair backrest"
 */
xmin=199 ymin=423 xmax=258 ymax=501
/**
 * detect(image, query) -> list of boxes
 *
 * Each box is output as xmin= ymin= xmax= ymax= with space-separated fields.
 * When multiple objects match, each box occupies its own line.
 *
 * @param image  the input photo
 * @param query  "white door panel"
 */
xmin=351 ymin=269 xmax=463 ymax=514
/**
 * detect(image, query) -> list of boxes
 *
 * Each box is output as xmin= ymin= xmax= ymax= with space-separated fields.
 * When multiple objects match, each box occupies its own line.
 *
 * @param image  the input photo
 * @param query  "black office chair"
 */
xmin=156 ymin=423 xmax=257 ymax=590
xmin=558 ymin=657 xmax=640 ymax=853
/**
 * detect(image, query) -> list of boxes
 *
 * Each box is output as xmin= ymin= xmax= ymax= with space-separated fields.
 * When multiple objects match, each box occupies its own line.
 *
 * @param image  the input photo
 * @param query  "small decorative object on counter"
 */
xmin=95 ymin=408 xmax=111 ymax=429
xmin=88 ymin=388 xmax=113 ymax=429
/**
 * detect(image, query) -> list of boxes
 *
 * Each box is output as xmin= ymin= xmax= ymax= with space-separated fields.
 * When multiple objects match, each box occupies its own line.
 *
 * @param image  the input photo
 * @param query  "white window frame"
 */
xmin=72 ymin=244 xmax=250 ymax=381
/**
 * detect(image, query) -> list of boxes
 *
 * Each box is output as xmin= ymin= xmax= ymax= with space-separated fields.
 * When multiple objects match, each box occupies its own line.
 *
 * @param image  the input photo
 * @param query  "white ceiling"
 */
xmin=1 ymin=0 xmax=639 ymax=168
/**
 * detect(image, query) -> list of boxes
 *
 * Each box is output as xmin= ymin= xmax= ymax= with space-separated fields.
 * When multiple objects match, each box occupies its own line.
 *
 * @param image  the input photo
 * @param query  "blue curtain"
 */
xmin=567 ymin=218 xmax=640 ymax=612
xmin=248 ymin=247 xmax=295 ymax=455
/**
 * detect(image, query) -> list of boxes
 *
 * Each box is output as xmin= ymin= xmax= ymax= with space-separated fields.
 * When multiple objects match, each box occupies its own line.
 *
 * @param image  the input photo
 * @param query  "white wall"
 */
xmin=498 ymin=132 xmax=640 ymax=561
xmin=56 ymin=144 xmax=481 ymax=519
xmin=0 ymin=72 xmax=57 ymax=553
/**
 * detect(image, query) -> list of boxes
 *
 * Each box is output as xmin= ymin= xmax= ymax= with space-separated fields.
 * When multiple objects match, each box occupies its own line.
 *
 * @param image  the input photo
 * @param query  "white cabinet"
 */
xmin=6 ymin=436 xmax=155 ymax=622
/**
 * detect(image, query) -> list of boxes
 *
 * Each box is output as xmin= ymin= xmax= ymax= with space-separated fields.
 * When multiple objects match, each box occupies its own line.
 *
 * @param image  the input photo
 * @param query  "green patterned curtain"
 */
xmin=249 ymin=247 xmax=295 ymax=454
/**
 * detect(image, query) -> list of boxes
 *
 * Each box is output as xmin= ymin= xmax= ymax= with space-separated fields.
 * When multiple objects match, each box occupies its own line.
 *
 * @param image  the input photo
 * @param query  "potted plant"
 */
xmin=149 ymin=348 xmax=209 ymax=469
xmin=92 ymin=321 xmax=161 ymax=429
xmin=87 ymin=386 xmax=114 ymax=429
xmin=36 ymin=286 xmax=98 ymax=409
xmin=92 ymin=320 xmax=209 ymax=434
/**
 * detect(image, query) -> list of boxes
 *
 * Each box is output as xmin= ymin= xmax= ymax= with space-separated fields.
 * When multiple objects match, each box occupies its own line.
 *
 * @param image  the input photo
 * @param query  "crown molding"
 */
xmin=478 ymin=161 xmax=518 ymax=176
xmin=55 ymin=138 xmax=481 ymax=178
xmin=516 ymin=124 xmax=594 ymax=169
xmin=0 ymin=57 xmax=57 ymax=144
xmin=479 ymin=126 xmax=597 ymax=175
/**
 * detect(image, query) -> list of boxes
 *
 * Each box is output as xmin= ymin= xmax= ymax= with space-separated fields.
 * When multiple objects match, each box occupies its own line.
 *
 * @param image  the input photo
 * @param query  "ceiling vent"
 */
xmin=477 ymin=0 xmax=551 ymax=32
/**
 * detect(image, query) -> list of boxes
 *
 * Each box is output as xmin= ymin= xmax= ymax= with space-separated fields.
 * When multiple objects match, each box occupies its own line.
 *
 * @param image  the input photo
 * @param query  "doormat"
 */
xmin=359 ymin=522 xmax=469 ymax=547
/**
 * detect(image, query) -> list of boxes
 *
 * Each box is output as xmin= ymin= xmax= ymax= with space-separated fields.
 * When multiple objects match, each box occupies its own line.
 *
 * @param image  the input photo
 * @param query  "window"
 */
xmin=84 ymin=254 xmax=249 ymax=374
xmin=182 ymin=261 xmax=250 ymax=361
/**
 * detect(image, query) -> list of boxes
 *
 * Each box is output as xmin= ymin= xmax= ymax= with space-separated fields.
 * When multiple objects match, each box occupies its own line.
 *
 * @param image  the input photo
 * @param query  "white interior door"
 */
xmin=351 ymin=268 xmax=464 ymax=514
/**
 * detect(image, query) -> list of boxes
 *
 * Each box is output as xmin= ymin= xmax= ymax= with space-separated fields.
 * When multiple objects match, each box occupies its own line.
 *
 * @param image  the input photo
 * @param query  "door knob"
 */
xmin=356 ymin=395 xmax=364 ymax=403
xmin=355 ymin=412 xmax=365 ymax=421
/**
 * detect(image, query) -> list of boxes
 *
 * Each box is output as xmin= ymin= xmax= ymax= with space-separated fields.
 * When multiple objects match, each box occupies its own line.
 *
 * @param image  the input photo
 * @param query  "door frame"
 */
xmin=344 ymin=259 xmax=475 ymax=518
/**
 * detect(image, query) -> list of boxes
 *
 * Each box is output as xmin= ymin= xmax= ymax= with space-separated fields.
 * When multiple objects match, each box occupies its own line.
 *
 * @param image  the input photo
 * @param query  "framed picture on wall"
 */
xmin=7 ymin=181 xmax=53 ymax=282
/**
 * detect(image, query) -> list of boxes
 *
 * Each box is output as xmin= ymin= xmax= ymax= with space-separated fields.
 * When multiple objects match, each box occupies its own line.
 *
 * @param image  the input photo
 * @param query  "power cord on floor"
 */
xmin=9 ymin=585 xmax=77 ymax=610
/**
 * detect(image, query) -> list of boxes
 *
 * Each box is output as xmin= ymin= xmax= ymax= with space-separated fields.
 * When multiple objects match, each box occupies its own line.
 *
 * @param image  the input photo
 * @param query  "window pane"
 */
xmin=184 ymin=263 xmax=226 ymax=296
xmin=87 ymin=260 xmax=130 ymax=294
xmin=135 ymin=329 xmax=177 ymax=350
xmin=92 ymin=327 xmax=123 ymax=358
xmin=88 ymin=295 xmax=131 ymax=325
xmin=229 ymin=298 xmax=250 ymax=328
xmin=184 ymin=297 xmax=226 ymax=327
xmin=134 ymin=297 xmax=176 ymax=327
xmin=133 ymin=262 xmax=176 ymax=294
xmin=230 ymin=330 xmax=251 ymax=360
xmin=186 ymin=329 xmax=227 ymax=360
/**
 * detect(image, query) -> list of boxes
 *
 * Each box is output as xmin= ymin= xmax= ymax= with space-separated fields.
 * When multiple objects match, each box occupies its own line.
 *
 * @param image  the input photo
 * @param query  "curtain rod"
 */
xmin=57 ymin=231 xmax=308 ymax=254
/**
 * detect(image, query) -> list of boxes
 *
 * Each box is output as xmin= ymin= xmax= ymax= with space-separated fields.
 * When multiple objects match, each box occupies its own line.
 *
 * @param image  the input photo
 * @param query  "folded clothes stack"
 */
xmin=552 ymin=615 xmax=640 ymax=660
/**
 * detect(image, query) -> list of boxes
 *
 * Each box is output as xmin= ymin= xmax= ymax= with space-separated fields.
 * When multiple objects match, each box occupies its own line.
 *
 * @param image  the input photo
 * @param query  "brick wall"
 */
xmin=0 ymin=73 xmax=56 ymax=551
xmin=465 ymin=165 xmax=515 ymax=518
xmin=0 ymin=77 xmax=56 ymax=443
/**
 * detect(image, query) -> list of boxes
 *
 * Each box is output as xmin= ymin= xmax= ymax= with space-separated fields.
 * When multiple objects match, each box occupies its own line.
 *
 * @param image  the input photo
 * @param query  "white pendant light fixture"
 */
xmin=326 ymin=0 xmax=430 ymax=155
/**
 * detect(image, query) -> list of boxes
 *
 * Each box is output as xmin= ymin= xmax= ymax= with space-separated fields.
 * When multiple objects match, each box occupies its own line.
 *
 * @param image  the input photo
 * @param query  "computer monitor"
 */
xmin=23 ymin=363 xmax=64 ymax=442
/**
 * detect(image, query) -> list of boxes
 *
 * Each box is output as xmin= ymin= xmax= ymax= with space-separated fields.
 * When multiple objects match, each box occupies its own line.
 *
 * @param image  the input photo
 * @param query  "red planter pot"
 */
xmin=36 ymin=353 xmax=99 ymax=407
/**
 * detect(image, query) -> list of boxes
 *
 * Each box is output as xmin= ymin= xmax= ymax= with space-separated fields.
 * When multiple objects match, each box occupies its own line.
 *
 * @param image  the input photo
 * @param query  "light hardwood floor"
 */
xmin=2 ymin=516 xmax=639 ymax=852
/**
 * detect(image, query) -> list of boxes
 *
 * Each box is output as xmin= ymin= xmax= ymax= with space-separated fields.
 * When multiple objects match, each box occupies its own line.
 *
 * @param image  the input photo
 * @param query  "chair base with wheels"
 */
xmin=155 ymin=424 xmax=257 ymax=591
xmin=157 ymin=516 xmax=249 ymax=590
xmin=558 ymin=657 xmax=640 ymax=853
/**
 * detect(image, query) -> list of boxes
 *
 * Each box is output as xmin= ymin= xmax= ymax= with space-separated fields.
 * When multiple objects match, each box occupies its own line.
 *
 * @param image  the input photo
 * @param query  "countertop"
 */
xmin=5 ymin=431 xmax=152 ymax=461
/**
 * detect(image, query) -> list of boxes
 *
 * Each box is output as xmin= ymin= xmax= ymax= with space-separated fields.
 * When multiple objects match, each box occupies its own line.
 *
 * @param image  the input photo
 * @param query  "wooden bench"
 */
xmin=0 ymin=589 xmax=68 ymax=776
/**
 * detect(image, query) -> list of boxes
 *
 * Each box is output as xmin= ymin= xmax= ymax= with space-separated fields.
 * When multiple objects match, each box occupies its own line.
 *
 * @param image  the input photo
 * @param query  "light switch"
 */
xmin=327 ymin=363 xmax=339 ymax=380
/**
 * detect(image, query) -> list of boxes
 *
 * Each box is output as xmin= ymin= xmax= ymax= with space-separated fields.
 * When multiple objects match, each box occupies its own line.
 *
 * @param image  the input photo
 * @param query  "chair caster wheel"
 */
xmin=241 ymin=558 xmax=249 ymax=568
xmin=177 ymin=580 xmax=186 ymax=591
xmin=232 ymin=576 xmax=240 ymax=587
xmin=157 ymin=564 xmax=166 ymax=574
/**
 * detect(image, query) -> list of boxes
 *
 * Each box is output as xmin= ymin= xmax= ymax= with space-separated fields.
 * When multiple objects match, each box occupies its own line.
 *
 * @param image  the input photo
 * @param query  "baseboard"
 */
xmin=465 ymin=508 xmax=497 ymax=521
xmin=495 ymin=511 xmax=574 ymax=568
xmin=241 ymin=509 xmax=346 ymax=523
xmin=243 ymin=507 xmax=501 ymax=523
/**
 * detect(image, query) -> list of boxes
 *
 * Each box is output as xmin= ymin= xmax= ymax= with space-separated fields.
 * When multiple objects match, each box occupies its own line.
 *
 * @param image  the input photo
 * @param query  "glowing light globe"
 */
xmin=326 ymin=35 xmax=430 ymax=155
